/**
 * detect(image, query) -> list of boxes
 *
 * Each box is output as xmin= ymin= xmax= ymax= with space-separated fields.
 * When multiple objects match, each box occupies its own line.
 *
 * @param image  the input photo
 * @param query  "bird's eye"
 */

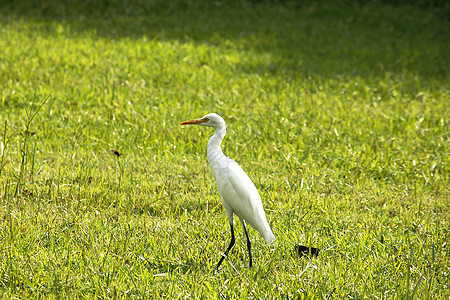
xmin=203 ymin=117 xmax=209 ymax=121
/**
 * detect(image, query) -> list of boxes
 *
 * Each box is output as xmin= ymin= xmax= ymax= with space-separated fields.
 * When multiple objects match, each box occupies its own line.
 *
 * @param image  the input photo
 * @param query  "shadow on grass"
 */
xmin=2 ymin=0 xmax=448 ymax=84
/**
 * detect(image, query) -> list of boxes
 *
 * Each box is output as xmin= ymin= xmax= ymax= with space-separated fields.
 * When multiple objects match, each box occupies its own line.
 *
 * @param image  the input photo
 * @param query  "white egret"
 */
xmin=180 ymin=113 xmax=275 ymax=268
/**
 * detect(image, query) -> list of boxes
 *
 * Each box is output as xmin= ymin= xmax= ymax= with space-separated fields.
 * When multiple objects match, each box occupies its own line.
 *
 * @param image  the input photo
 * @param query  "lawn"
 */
xmin=0 ymin=0 xmax=449 ymax=298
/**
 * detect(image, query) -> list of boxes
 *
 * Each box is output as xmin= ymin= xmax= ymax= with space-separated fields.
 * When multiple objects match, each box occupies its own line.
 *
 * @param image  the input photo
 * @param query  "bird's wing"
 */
xmin=213 ymin=157 xmax=275 ymax=244
xmin=223 ymin=158 xmax=266 ymax=229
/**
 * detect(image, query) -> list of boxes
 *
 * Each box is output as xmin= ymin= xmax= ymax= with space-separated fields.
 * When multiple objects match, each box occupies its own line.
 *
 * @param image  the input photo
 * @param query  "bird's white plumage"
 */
xmin=182 ymin=113 xmax=275 ymax=245
xmin=210 ymin=154 xmax=275 ymax=244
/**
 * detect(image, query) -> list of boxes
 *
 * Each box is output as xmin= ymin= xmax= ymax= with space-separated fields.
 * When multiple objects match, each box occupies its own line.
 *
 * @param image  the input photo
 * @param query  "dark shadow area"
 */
xmin=1 ymin=0 xmax=448 ymax=83
xmin=293 ymin=244 xmax=320 ymax=258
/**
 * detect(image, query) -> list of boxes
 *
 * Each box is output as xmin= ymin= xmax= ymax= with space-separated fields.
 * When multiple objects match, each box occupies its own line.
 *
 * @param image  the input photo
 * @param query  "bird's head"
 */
xmin=180 ymin=113 xmax=225 ymax=129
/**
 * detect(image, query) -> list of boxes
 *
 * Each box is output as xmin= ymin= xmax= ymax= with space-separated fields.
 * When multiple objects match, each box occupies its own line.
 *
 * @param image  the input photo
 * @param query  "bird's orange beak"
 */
xmin=180 ymin=118 xmax=207 ymax=125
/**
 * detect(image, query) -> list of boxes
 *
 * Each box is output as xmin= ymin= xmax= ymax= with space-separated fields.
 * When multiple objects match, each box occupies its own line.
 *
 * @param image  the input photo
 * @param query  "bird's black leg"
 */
xmin=217 ymin=222 xmax=235 ymax=269
xmin=242 ymin=222 xmax=252 ymax=268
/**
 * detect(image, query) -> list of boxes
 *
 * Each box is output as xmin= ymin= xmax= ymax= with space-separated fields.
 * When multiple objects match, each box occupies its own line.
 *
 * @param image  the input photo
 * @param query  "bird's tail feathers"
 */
xmin=263 ymin=228 xmax=275 ymax=244
xmin=255 ymin=218 xmax=275 ymax=244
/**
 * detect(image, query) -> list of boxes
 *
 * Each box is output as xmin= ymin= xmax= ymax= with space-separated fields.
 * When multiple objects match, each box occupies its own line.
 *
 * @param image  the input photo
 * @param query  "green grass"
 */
xmin=1 ymin=0 xmax=449 ymax=298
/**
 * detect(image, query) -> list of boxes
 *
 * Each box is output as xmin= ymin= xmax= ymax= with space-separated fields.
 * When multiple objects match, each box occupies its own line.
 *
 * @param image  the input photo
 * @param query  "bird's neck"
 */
xmin=207 ymin=127 xmax=226 ymax=161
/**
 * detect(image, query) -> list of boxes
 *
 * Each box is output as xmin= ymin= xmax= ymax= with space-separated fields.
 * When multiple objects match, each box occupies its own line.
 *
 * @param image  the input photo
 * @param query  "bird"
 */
xmin=180 ymin=113 xmax=275 ymax=268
